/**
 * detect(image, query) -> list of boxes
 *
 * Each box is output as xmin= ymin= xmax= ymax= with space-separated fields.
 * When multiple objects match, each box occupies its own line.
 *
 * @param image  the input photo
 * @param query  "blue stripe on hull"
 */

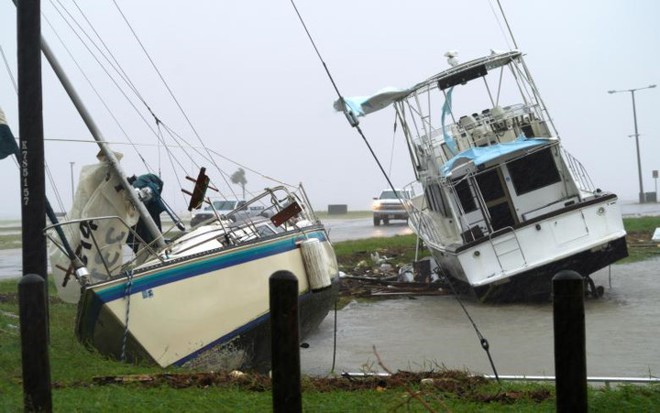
xmin=95 ymin=230 xmax=327 ymax=303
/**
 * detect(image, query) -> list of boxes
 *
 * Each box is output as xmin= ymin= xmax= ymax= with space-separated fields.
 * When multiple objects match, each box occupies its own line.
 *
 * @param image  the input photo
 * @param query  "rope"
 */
xmin=289 ymin=0 xmax=500 ymax=381
xmin=289 ymin=0 xmax=404 ymax=204
xmin=121 ymin=270 xmax=134 ymax=362
xmin=331 ymin=296 xmax=338 ymax=374
xmin=443 ymin=274 xmax=500 ymax=382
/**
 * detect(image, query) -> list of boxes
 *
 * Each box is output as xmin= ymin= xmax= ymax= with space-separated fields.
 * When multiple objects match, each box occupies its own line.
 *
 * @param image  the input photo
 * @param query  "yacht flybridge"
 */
xmin=337 ymin=50 xmax=627 ymax=302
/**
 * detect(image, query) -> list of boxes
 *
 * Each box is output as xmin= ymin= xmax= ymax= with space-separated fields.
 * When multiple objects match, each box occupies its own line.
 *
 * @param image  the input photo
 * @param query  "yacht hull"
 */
xmin=428 ymin=196 xmax=628 ymax=303
xmin=442 ymin=236 xmax=627 ymax=302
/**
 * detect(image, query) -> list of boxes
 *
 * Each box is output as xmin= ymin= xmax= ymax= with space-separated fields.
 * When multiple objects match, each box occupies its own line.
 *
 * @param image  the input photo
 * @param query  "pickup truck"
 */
xmin=190 ymin=200 xmax=274 ymax=227
xmin=372 ymin=189 xmax=411 ymax=226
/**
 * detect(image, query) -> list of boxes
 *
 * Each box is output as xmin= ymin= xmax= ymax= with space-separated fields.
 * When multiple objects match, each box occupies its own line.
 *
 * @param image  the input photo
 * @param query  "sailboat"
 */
xmin=2 ymin=9 xmax=339 ymax=371
xmin=336 ymin=50 xmax=627 ymax=302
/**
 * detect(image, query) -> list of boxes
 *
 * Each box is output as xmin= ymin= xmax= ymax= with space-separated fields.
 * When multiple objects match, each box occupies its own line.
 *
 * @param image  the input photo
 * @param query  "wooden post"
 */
xmin=553 ymin=270 xmax=587 ymax=413
xmin=269 ymin=270 xmax=302 ymax=413
xmin=19 ymin=274 xmax=52 ymax=412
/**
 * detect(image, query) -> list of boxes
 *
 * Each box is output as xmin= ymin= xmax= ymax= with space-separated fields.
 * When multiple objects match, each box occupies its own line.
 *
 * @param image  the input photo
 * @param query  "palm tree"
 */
xmin=230 ymin=168 xmax=247 ymax=200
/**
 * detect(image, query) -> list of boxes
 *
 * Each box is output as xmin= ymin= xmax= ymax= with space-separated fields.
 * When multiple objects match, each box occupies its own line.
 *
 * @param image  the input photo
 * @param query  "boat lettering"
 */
xmin=105 ymin=226 xmax=126 ymax=244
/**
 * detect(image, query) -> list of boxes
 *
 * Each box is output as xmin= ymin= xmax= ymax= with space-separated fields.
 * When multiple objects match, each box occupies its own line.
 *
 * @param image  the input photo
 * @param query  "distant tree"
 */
xmin=230 ymin=168 xmax=247 ymax=200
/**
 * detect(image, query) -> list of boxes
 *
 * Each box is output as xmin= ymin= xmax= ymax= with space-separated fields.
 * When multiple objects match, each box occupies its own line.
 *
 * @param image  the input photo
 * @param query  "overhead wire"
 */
xmin=1 ymin=46 xmax=67 ymax=215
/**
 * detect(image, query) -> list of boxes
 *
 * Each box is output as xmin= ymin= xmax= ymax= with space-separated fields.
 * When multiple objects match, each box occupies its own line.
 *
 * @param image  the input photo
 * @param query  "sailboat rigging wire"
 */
xmin=289 ymin=0 xmax=402 ymax=201
xmin=52 ymin=0 xmax=139 ymax=100
xmin=109 ymin=0 xmax=236 ymax=198
xmin=158 ymin=123 xmax=189 ymax=206
xmin=44 ymin=161 xmax=66 ymax=214
xmin=43 ymin=6 xmax=155 ymax=172
xmin=51 ymin=0 xmax=203 ymax=187
xmin=50 ymin=0 xmax=221 ymax=199
xmin=70 ymin=0 xmax=150 ymax=108
xmin=0 ymin=45 xmax=17 ymax=91
xmin=45 ymin=1 xmax=281 ymax=204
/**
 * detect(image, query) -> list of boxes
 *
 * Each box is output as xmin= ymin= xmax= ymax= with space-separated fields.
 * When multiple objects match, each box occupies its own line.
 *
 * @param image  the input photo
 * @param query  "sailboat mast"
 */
xmin=39 ymin=37 xmax=167 ymax=249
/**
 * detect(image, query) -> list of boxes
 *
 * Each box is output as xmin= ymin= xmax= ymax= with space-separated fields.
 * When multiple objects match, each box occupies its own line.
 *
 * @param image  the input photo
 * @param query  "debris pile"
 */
xmin=339 ymin=252 xmax=449 ymax=299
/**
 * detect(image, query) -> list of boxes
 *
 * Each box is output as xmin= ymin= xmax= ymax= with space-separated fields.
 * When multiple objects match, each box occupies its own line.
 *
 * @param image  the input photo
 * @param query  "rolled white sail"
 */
xmin=50 ymin=152 xmax=139 ymax=303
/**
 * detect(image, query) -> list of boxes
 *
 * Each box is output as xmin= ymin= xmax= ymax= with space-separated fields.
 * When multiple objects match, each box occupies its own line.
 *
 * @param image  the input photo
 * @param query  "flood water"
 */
xmin=301 ymin=259 xmax=660 ymax=378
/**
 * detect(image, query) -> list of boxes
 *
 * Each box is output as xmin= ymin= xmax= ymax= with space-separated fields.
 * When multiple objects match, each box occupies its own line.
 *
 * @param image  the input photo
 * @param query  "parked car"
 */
xmin=372 ymin=189 xmax=411 ymax=226
xmin=231 ymin=204 xmax=275 ymax=223
xmin=190 ymin=200 xmax=275 ymax=227
xmin=190 ymin=199 xmax=246 ymax=227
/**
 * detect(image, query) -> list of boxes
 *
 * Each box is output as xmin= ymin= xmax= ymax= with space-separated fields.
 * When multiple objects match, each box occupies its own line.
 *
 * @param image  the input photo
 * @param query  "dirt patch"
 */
xmin=75 ymin=370 xmax=553 ymax=404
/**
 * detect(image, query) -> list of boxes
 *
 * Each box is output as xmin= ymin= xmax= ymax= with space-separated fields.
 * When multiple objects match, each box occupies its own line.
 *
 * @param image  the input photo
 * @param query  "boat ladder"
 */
xmin=488 ymin=227 xmax=527 ymax=272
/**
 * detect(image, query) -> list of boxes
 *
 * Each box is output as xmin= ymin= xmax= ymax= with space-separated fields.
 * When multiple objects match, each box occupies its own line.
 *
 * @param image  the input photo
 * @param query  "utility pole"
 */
xmin=608 ymin=84 xmax=657 ymax=204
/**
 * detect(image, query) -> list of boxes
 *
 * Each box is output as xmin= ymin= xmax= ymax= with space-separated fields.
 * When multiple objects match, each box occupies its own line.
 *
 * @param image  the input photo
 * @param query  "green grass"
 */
xmin=316 ymin=210 xmax=372 ymax=220
xmin=0 ymin=233 xmax=21 ymax=250
xmin=333 ymin=234 xmax=430 ymax=276
xmin=619 ymin=216 xmax=660 ymax=263
xmin=622 ymin=216 xmax=660 ymax=233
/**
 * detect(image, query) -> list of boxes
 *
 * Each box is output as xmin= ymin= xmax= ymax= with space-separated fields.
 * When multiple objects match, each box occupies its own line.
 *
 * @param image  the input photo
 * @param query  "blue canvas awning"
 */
xmin=441 ymin=136 xmax=553 ymax=177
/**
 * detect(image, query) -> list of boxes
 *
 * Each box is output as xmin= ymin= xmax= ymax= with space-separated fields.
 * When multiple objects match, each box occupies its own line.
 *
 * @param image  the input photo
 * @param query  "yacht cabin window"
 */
xmin=507 ymin=148 xmax=561 ymax=196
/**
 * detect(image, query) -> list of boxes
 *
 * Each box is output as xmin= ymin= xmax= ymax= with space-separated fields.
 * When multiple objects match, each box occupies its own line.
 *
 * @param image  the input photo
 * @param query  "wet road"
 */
xmin=324 ymin=218 xmax=412 ymax=243
xmin=301 ymin=259 xmax=660 ymax=378
xmin=0 ymin=249 xmax=22 ymax=281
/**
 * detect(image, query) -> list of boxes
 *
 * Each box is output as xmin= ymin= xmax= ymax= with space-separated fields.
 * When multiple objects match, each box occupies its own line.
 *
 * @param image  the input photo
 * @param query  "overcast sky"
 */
xmin=0 ymin=0 xmax=658 ymax=219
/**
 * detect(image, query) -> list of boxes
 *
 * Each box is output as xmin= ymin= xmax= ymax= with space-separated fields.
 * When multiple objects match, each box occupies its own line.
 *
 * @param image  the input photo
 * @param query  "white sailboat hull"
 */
xmin=77 ymin=227 xmax=338 ymax=371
